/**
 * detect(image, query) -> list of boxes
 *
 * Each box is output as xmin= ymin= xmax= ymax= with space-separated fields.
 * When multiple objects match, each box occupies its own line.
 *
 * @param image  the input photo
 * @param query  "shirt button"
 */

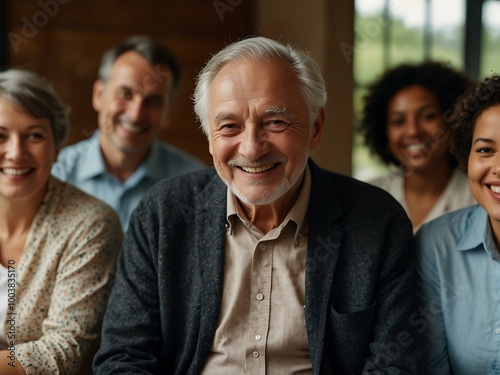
xmin=256 ymin=293 xmax=264 ymax=301
xmin=496 ymin=328 xmax=500 ymax=334
xmin=295 ymin=235 xmax=302 ymax=246
xmin=243 ymin=221 xmax=249 ymax=227
xmin=259 ymin=244 xmax=267 ymax=251
xmin=255 ymin=335 xmax=261 ymax=340
xmin=252 ymin=351 xmax=259 ymax=358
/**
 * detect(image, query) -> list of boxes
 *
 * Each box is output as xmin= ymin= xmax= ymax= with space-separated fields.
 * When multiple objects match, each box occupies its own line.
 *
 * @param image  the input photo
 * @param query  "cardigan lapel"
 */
xmin=305 ymin=160 xmax=344 ymax=375
xmin=189 ymin=163 xmax=344 ymax=373
xmin=191 ymin=173 xmax=228 ymax=371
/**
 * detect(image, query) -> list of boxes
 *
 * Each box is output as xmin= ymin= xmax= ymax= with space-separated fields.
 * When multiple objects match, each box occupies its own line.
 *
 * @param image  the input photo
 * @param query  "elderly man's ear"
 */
xmin=310 ymin=108 xmax=325 ymax=150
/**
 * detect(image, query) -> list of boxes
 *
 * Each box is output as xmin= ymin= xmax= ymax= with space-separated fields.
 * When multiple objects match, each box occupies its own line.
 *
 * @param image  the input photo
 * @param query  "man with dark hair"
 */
xmin=52 ymin=36 xmax=204 ymax=230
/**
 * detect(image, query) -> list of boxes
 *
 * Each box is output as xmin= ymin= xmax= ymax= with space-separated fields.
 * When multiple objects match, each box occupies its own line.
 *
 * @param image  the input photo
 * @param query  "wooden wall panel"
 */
xmin=256 ymin=1 xmax=354 ymax=175
xmin=7 ymin=0 xmax=255 ymax=165
xmin=0 ymin=0 xmax=8 ymax=69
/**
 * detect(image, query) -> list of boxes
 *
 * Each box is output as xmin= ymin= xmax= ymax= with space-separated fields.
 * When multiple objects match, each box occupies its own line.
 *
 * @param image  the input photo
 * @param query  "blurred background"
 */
xmin=1 ymin=0 xmax=498 ymax=180
xmin=353 ymin=0 xmax=500 ymax=180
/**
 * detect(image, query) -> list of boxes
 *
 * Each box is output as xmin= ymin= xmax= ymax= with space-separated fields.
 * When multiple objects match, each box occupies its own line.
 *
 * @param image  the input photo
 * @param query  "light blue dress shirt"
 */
xmin=415 ymin=204 xmax=500 ymax=374
xmin=51 ymin=131 xmax=205 ymax=231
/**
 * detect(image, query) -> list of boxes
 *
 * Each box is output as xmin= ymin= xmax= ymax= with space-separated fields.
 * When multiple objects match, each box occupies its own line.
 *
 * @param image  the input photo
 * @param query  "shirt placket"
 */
xmin=245 ymin=239 xmax=274 ymax=374
xmin=490 ymin=264 xmax=500 ymax=371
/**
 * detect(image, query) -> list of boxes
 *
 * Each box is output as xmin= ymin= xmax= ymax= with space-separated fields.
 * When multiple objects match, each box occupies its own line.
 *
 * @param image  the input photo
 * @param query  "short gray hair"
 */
xmin=193 ymin=36 xmax=327 ymax=137
xmin=0 ymin=69 xmax=69 ymax=148
xmin=98 ymin=35 xmax=182 ymax=102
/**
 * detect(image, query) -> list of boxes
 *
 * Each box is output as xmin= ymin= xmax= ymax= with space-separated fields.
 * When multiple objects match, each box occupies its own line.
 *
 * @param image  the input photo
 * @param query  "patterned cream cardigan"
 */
xmin=3 ymin=177 xmax=123 ymax=374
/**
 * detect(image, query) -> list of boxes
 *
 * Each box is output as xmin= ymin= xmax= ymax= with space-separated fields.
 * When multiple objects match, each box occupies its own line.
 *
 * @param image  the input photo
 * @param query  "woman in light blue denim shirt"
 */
xmin=415 ymin=74 xmax=500 ymax=374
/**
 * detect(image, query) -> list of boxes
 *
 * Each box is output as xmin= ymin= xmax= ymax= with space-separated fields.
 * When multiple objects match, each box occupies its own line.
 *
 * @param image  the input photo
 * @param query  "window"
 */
xmin=482 ymin=0 xmax=500 ymax=77
xmin=0 ymin=0 xmax=7 ymax=69
xmin=352 ymin=0 xmax=468 ymax=180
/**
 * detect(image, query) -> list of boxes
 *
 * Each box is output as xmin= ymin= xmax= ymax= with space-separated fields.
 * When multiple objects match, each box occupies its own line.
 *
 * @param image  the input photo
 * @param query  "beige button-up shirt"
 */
xmin=201 ymin=167 xmax=313 ymax=375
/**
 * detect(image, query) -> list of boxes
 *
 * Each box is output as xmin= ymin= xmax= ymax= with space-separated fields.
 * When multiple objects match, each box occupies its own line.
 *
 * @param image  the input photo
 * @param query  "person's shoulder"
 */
xmin=309 ymin=164 xmax=411 ymax=237
xmin=316 ymin=167 xmax=404 ymax=212
xmin=145 ymin=167 xmax=219 ymax=203
xmin=366 ymin=172 xmax=401 ymax=191
xmin=129 ymin=168 xmax=222 ymax=230
xmin=416 ymin=204 xmax=478 ymax=245
xmin=414 ymin=206 xmax=479 ymax=267
xmin=421 ymin=204 xmax=476 ymax=230
xmin=58 ymin=136 xmax=95 ymax=158
xmin=52 ymin=137 xmax=96 ymax=178
xmin=52 ymin=177 xmax=120 ymax=223
xmin=156 ymin=141 xmax=205 ymax=168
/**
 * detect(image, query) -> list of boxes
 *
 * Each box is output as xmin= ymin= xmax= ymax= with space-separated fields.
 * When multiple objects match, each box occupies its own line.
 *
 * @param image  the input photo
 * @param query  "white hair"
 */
xmin=193 ymin=36 xmax=327 ymax=137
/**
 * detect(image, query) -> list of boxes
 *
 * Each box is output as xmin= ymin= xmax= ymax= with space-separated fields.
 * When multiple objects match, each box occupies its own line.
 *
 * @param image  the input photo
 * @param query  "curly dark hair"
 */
xmin=360 ymin=60 xmax=475 ymax=166
xmin=450 ymin=74 xmax=500 ymax=172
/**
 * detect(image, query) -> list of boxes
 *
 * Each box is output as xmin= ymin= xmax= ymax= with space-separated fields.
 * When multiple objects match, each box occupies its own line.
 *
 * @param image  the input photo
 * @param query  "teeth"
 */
xmin=121 ymin=122 xmax=143 ymax=133
xmin=408 ymin=143 xmax=425 ymax=152
xmin=2 ymin=168 xmax=31 ymax=176
xmin=241 ymin=164 xmax=275 ymax=173
xmin=491 ymin=185 xmax=500 ymax=193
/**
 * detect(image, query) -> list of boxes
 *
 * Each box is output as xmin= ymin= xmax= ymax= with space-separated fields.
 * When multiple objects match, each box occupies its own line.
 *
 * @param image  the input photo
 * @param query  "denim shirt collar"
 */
xmin=457 ymin=205 xmax=500 ymax=261
xmin=76 ymin=130 xmax=164 ymax=184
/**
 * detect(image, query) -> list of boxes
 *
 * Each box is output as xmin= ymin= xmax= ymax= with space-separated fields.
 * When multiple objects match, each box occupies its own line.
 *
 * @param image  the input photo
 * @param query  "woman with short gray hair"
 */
xmin=0 ymin=69 xmax=122 ymax=374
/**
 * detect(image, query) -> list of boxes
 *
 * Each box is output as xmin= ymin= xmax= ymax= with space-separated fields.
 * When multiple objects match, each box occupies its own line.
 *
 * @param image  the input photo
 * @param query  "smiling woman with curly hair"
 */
xmin=450 ymin=75 xmax=500 ymax=171
xmin=415 ymin=74 xmax=500 ymax=374
xmin=360 ymin=61 xmax=477 ymax=232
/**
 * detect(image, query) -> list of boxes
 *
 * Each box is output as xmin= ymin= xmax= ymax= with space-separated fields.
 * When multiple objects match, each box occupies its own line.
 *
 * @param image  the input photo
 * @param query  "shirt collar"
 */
xmin=75 ymin=130 xmax=162 ymax=183
xmin=457 ymin=205 xmax=500 ymax=260
xmin=226 ymin=165 xmax=311 ymax=241
xmin=123 ymin=142 xmax=167 ymax=188
xmin=76 ymin=131 xmax=107 ymax=181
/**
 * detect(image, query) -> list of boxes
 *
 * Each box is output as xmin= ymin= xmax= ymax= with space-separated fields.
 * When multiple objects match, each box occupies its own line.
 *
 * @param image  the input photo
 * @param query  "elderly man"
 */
xmin=94 ymin=36 xmax=424 ymax=374
xmin=52 ymin=36 xmax=204 ymax=230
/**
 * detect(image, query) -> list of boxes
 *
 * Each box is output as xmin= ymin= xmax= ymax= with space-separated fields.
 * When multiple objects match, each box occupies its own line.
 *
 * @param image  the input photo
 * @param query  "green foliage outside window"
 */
xmin=353 ymin=0 xmax=500 ymax=181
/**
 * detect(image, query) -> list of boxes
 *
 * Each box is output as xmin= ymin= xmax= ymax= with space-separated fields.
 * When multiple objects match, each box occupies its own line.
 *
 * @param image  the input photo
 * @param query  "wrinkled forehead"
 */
xmin=210 ymin=57 xmax=299 ymax=96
